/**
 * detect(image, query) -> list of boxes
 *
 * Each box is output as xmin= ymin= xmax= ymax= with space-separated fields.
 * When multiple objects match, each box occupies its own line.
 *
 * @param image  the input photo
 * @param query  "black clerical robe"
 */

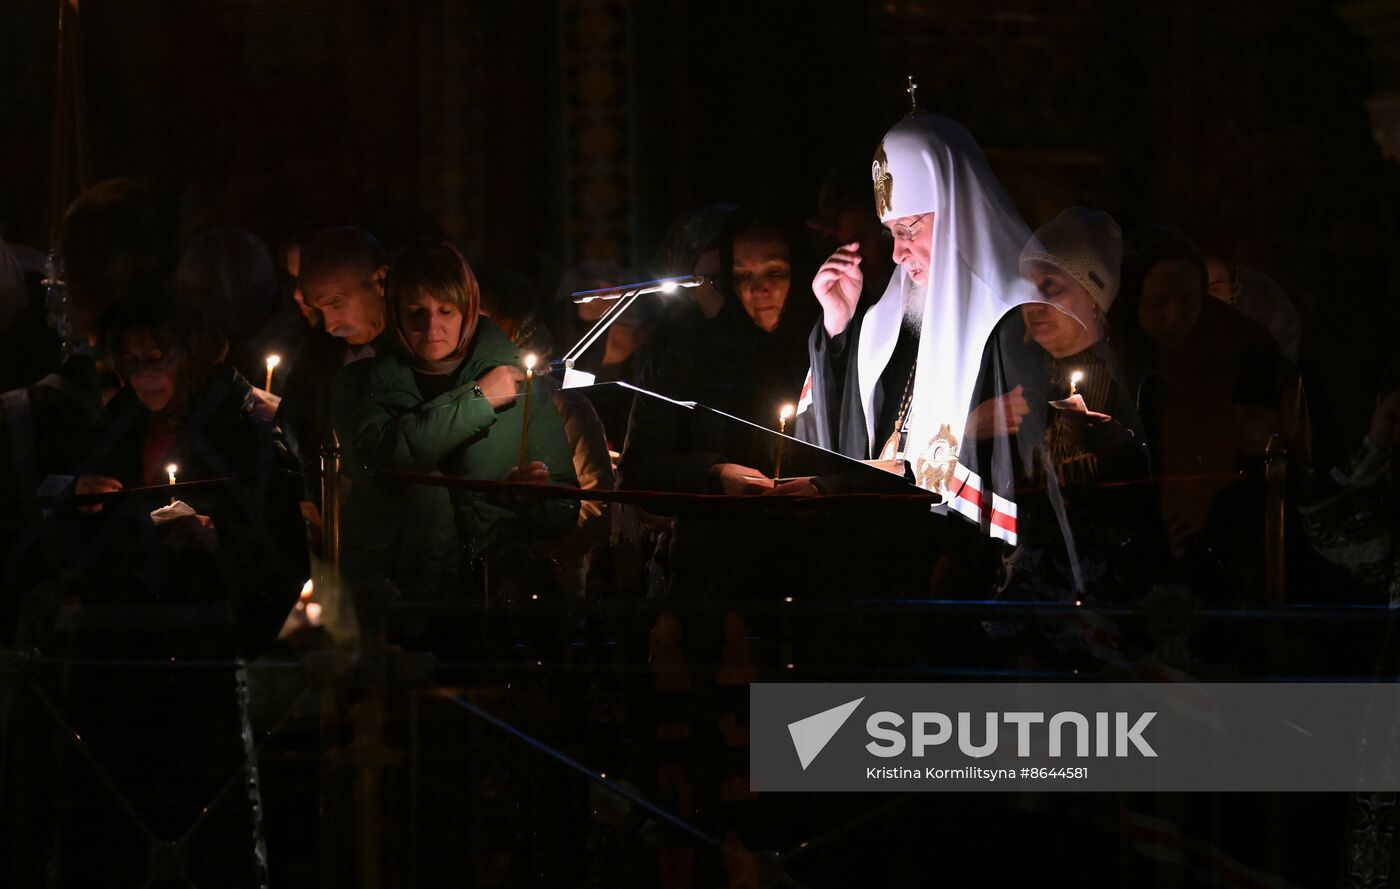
xmin=794 ymin=308 xmax=917 ymax=462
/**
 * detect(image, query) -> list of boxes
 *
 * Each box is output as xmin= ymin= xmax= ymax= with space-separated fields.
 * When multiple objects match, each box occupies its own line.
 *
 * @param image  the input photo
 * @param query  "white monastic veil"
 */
xmin=857 ymin=114 xmax=1080 ymax=520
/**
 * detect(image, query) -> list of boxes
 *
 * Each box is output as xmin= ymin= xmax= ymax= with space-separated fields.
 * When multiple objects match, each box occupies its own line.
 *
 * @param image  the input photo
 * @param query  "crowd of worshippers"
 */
xmin=0 ymin=110 xmax=1397 ymax=666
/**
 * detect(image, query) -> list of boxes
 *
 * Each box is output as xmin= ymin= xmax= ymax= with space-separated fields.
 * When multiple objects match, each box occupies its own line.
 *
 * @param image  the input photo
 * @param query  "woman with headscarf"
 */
xmin=619 ymin=208 xmax=817 ymax=494
xmin=331 ymin=239 xmax=579 ymax=609
xmin=978 ymin=209 xmax=1171 ymax=661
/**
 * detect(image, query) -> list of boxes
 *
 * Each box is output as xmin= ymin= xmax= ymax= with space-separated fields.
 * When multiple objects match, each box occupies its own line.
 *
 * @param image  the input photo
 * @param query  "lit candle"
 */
xmin=518 ymin=353 xmax=536 ymax=469
xmin=264 ymin=354 xmax=281 ymax=392
xmin=1062 ymin=370 xmax=1087 ymax=413
xmin=166 ymin=463 xmax=178 ymax=487
xmin=775 ymin=404 xmax=795 ymax=479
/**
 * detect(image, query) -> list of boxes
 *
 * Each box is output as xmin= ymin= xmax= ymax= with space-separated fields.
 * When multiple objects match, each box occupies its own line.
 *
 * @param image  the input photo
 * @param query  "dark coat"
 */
xmin=3 ymin=364 xmax=307 ymax=888
xmin=0 ymin=353 xmax=103 ymax=640
xmin=39 ymin=363 xmax=308 ymax=658
xmin=620 ymin=301 xmax=809 ymax=493
xmin=273 ymin=322 xmax=353 ymax=496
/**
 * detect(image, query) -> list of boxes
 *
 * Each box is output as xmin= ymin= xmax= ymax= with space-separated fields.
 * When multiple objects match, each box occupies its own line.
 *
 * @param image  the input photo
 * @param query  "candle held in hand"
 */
xmin=775 ymin=404 xmax=796 ymax=478
xmin=1053 ymin=370 xmax=1088 ymax=413
xmin=518 ymin=353 xmax=537 ymax=469
xmin=265 ymin=354 xmax=281 ymax=392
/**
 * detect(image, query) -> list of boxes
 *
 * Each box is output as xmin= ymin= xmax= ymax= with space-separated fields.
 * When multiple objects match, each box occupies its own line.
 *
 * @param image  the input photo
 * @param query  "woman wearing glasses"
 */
xmin=16 ymin=294 xmax=309 ymax=887
xmin=620 ymin=208 xmax=816 ymax=495
xmin=61 ymin=294 xmax=309 ymax=652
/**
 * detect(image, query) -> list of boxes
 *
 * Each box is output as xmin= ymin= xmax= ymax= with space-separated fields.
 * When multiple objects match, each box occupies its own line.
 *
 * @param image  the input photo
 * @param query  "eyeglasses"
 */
xmin=882 ymin=214 xmax=931 ymax=242
xmin=119 ymin=348 xmax=181 ymax=375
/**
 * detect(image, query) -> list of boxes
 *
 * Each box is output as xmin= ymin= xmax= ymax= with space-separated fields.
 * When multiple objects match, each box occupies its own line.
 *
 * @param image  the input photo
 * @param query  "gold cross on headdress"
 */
xmin=906 ymin=76 xmax=919 ymax=112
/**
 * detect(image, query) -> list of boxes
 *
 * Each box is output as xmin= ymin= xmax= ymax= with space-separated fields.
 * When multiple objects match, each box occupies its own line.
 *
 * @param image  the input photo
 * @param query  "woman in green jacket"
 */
xmin=332 ymin=239 xmax=579 ymax=606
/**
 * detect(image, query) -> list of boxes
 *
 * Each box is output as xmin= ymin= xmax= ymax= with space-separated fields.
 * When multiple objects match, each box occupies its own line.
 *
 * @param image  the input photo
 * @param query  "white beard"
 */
xmin=901 ymin=273 xmax=925 ymax=331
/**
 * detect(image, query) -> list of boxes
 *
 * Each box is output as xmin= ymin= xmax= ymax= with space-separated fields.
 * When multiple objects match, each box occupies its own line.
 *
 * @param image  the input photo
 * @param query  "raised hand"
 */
xmin=812 ymin=242 xmax=863 ymax=338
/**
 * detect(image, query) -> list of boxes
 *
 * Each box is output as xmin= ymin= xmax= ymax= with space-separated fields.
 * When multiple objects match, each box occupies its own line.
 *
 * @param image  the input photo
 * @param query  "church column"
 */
xmin=560 ymin=0 xmax=636 ymax=267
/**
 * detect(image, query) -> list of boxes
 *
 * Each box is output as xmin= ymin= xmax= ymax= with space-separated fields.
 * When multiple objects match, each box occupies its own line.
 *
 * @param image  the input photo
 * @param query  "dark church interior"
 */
xmin=3 ymin=1 xmax=1400 ymax=886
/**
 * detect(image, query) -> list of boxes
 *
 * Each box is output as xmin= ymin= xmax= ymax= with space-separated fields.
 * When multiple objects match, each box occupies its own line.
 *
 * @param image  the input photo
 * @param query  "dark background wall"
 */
xmin=2 ymin=0 xmax=1398 ymax=322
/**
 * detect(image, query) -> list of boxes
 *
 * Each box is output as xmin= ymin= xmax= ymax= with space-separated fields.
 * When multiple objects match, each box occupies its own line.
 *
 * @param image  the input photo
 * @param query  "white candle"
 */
xmin=518 ymin=354 xmax=537 ymax=468
xmin=264 ymin=354 xmax=281 ymax=392
xmin=166 ymin=463 xmax=178 ymax=487
xmin=775 ymin=404 xmax=796 ymax=478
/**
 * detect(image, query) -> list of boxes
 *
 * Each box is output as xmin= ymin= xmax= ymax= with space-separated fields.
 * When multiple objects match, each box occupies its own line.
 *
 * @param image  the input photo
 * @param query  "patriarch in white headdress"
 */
xmin=798 ymin=109 xmax=1085 ymax=546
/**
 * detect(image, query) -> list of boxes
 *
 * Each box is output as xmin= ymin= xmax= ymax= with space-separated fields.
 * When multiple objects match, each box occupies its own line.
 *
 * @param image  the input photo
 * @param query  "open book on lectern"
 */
xmin=566 ymin=380 xmax=931 ymax=498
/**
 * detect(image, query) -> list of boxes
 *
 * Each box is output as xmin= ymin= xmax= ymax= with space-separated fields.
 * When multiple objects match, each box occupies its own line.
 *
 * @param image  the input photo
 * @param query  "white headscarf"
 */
xmin=856 ymin=113 xmax=1048 ymax=495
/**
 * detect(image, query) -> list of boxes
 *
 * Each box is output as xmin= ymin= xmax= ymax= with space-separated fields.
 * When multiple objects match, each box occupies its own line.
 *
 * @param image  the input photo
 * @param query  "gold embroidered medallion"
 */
xmin=915 ymin=423 xmax=960 ymax=493
xmin=872 ymin=143 xmax=894 ymax=218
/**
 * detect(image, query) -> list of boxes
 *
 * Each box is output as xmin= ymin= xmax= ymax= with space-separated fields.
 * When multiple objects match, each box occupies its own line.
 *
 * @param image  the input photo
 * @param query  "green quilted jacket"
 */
xmin=331 ymin=319 xmax=579 ymax=600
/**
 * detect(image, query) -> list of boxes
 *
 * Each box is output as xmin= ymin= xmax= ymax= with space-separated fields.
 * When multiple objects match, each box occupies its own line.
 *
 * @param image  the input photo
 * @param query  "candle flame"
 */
xmin=166 ymin=463 xmax=178 ymax=486
xmin=265 ymin=354 xmax=281 ymax=370
xmin=780 ymin=403 xmax=795 ymax=421
xmin=1070 ymin=371 xmax=1083 ymax=386
xmin=523 ymin=353 xmax=537 ymax=371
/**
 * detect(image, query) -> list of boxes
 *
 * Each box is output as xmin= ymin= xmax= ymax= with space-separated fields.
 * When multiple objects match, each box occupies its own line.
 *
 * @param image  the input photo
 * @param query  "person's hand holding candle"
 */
xmin=518 ymin=353 xmax=537 ymax=467
xmin=506 ymin=460 xmax=551 ymax=484
xmin=1063 ymin=370 xmax=1088 ymax=412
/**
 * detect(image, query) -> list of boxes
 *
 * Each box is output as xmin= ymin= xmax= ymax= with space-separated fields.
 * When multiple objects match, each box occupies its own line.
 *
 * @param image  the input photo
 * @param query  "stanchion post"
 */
xmin=321 ymin=431 xmax=342 ymax=573
xmin=1263 ymin=433 xmax=1287 ymax=603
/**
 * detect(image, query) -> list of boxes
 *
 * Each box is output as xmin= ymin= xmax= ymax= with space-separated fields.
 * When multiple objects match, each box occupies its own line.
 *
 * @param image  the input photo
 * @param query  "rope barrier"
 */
xmin=14 ymin=464 xmax=1257 ymax=511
